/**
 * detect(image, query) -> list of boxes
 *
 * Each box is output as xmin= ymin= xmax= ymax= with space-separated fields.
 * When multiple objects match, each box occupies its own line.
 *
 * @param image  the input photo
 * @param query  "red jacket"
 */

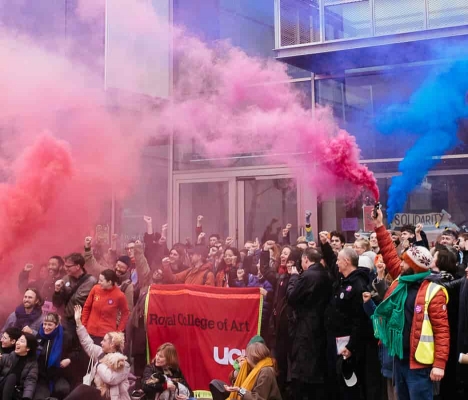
xmin=375 ymin=225 xmax=450 ymax=370
xmin=82 ymin=285 xmax=129 ymax=337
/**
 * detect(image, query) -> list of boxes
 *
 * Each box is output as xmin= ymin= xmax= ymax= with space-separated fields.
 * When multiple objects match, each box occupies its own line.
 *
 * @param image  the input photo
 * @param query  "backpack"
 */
xmin=202 ymin=269 xmax=212 ymax=285
xmin=120 ymin=279 xmax=132 ymax=294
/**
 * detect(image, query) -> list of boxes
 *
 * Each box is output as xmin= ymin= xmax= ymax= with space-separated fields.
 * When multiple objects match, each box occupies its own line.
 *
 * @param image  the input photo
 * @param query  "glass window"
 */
xmin=178 ymin=181 xmax=229 ymax=243
xmin=173 ymin=80 xmax=312 ymax=170
xmin=280 ymin=0 xmax=320 ymax=47
xmin=116 ymin=144 xmax=169 ymax=246
xmin=220 ymin=0 xmax=275 ymax=58
xmin=244 ymin=178 xmax=298 ymax=243
xmin=428 ymin=0 xmax=468 ymax=29
xmin=319 ymin=174 xmax=468 ymax=243
xmin=374 ymin=0 xmax=425 ymax=36
xmin=324 ymin=0 xmax=371 ymax=41
xmin=315 ymin=64 xmax=468 ymax=162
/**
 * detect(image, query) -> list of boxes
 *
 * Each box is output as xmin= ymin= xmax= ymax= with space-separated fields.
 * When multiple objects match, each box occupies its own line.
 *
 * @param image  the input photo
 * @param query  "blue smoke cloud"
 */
xmin=376 ymin=59 xmax=468 ymax=223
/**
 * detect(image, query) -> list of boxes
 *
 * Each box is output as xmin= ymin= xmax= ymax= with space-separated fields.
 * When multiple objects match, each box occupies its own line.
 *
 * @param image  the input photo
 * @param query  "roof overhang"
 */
xmin=275 ymin=25 xmax=468 ymax=74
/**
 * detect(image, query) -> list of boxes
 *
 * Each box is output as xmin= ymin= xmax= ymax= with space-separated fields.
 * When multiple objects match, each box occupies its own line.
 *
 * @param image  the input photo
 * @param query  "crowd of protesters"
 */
xmin=1 ymin=208 xmax=468 ymax=400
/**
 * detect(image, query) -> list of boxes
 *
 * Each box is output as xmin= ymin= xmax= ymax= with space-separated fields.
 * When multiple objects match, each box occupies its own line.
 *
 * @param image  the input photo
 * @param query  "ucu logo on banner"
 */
xmin=213 ymin=347 xmax=246 ymax=365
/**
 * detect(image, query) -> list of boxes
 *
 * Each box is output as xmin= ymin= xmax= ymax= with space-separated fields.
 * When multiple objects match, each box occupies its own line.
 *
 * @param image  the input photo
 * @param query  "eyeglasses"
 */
xmin=64 ymin=264 xmax=77 ymax=269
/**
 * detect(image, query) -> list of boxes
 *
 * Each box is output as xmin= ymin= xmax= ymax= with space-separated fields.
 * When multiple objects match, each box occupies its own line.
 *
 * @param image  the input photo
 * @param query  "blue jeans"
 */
xmin=394 ymin=358 xmax=432 ymax=400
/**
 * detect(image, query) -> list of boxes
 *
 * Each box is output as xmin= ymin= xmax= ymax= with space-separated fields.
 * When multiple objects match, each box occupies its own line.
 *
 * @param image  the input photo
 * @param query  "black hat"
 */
xmin=209 ymin=379 xmax=227 ymax=400
xmin=336 ymin=356 xmax=357 ymax=387
xmin=117 ymin=256 xmax=132 ymax=269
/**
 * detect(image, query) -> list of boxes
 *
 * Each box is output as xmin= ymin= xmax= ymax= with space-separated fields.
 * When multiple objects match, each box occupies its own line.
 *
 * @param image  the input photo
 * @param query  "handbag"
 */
xmin=83 ymin=356 xmax=96 ymax=386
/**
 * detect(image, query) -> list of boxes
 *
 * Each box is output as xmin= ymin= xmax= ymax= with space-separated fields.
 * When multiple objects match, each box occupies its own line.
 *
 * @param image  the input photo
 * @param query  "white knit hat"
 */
xmin=403 ymin=246 xmax=433 ymax=271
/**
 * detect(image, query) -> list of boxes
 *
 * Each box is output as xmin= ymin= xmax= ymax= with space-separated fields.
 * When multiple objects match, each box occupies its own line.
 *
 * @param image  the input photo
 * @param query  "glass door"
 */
xmin=174 ymin=178 xmax=236 ymax=246
xmin=173 ymin=168 xmax=307 ymax=250
xmin=237 ymin=176 xmax=298 ymax=247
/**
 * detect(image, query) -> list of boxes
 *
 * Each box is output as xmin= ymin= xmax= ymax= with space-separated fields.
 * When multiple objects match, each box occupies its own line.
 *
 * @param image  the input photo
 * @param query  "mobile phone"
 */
xmin=295 ymin=260 xmax=303 ymax=274
xmin=372 ymin=202 xmax=381 ymax=219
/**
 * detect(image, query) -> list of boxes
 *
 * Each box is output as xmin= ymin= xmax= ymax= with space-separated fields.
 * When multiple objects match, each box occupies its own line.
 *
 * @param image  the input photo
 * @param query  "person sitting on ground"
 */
xmin=141 ymin=343 xmax=193 ymax=400
xmin=224 ymin=342 xmax=281 ymax=400
xmin=0 ymin=333 xmax=38 ymax=400
xmin=2 ymin=288 xmax=44 ymax=336
xmin=64 ymin=305 xmax=130 ymax=400
xmin=229 ymin=336 xmax=265 ymax=385
xmin=34 ymin=312 xmax=73 ymax=400
xmin=0 ymin=328 xmax=22 ymax=357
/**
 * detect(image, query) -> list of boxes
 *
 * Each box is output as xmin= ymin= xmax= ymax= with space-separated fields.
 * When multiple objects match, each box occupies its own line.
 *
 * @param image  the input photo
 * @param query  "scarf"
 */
xmin=38 ymin=325 xmax=63 ymax=369
xmin=278 ymin=265 xmax=287 ymax=275
xmin=38 ymin=324 xmax=64 ymax=392
xmin=372 ymin=271 xmax=430 ymax=359
xmin=229 ymin=357 xmax=274 ymax=399
xmin=117 ymin=269 xmax=131 ymax=285
xmin=14 ymin=305 xmax=42 ymax=330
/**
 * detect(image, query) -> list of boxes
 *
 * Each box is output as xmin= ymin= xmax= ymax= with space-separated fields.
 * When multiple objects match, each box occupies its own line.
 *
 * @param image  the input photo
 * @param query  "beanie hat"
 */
xmin=358 ymin=255 xmax=374 ymax=270
xmin=117 ymin=256 xmax=132 ymax=269
xmin=402 ymin=246 xmax=432 ymax=273
xmin=248 ymin=335 xmax=265 ymax=346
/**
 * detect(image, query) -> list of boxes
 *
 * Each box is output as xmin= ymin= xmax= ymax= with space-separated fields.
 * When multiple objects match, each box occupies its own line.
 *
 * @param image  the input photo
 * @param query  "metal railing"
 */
xmin=275 ymin=0 xmax=468 ymax=48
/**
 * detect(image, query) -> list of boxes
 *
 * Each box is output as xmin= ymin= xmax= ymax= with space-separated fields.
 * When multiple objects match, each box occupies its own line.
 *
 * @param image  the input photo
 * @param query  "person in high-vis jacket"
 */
xmin=372 ymin=208 xmax=449 ymax=400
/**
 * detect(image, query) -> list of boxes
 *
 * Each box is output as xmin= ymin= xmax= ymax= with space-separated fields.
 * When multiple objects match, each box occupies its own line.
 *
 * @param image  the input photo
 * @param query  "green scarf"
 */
xmin=371 ymin=271 xmax=430 ymax=359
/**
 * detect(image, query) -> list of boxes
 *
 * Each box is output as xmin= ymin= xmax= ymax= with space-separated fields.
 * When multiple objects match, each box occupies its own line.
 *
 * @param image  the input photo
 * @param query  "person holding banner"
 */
xmin=224 ymin=342 xmax=281 ymax=400
xmin=141 ymin=342 xmax=193 ymax=400
xmin=215 ymin=248 xmax=241 ymax=287
xmin=162 ymin=245 xmax=215 ymax=286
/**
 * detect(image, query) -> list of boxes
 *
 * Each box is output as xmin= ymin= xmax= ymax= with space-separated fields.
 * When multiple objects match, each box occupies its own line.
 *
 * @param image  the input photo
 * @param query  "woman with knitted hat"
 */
xmin=224 ymin=342 xmax=281 ymax=400
xmin=372 ymin=207 xmax=450 ymax=400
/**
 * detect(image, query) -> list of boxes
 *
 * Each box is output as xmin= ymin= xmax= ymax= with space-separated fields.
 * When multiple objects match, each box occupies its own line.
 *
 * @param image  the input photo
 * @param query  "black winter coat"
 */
xmin=36 ymin=329 xmax=77 ymax=384
xmin=287 ymin=264 xmax=332 ymax=384
xmin=324 ymin=267 xmax=374 ymax=354
xmin=142 ymin=364 xmax=193 ymax=398
xmin=0 ymin=352 xmax=38 ymax=399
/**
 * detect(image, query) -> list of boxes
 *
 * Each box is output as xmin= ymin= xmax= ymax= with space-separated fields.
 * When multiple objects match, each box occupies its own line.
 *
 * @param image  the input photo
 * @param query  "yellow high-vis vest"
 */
xmin=414 ymin=282 xmax=449 ymax=365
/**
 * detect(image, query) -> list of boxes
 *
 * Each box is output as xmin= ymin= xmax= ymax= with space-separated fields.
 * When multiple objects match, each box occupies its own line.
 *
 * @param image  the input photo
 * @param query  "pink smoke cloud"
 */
xmin=0 ymin=0 xmax=378 ymax=309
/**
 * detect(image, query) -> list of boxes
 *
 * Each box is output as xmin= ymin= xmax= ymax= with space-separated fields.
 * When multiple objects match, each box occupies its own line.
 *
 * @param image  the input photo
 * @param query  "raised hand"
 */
xmin=415 ymin=223 xmax=423 ymax=235
xmin=263 ymin=240 xmax=275 ymax=251
xmin=319 ymin=231 xmax=329 ymax=244
xmin=74 ymin=305 xmax=82 ymax=325
xmin=24 ymin=263 xmax=34 ymax=272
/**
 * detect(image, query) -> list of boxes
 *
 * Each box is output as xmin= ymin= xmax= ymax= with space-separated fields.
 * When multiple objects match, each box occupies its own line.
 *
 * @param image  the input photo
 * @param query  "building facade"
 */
xmin=3 ymin=0 xmax=468 ymax=246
